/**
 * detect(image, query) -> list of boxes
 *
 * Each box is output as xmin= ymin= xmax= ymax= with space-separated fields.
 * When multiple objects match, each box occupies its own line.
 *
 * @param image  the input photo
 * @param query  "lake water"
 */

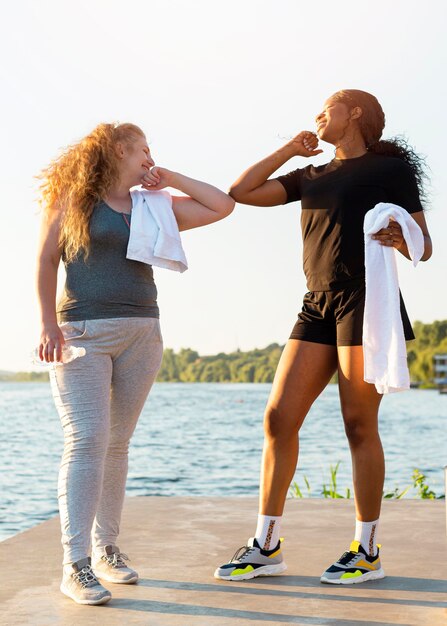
xmin=0 ymin=382 xmax=445 ymax=541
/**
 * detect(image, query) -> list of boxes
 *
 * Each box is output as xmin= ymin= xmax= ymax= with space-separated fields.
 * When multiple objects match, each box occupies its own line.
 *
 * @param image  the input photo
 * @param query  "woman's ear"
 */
xmin=350 ymin=106 xmax=363 ymax=120
xmin=114 ymin=142 xmax=125 ymax=159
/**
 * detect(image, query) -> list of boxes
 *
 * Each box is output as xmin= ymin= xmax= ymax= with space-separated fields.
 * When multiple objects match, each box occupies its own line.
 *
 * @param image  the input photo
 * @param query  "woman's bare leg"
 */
xmin=260 ymin=339 xmax=338 ymax=515
xmin=337 ymin=345 xmax=384 ymax=521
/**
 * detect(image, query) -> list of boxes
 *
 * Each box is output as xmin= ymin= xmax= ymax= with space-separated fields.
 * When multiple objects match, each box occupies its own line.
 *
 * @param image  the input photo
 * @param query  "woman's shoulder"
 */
xmin=365 ymin=152 xmax=413 ymax=174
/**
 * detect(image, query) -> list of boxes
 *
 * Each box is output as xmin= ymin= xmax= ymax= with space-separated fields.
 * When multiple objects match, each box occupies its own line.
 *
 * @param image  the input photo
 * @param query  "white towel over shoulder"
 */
xmin=127 ymin=189 xmax=188 ymax=272
xmin=363 ymin=202 xmax=424 ymax=394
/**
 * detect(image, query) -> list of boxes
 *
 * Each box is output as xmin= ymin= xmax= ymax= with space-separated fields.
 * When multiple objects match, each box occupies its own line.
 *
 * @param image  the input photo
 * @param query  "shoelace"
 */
xmin=73 ymin=565 xmax=99 ymax=588
xmin=231 ymin=545 xmax=255 ymax=563
xmin=337 ymin=550 xmax=359 ymax=566
xmin=102 ymin=552 xmax=130 ymax=568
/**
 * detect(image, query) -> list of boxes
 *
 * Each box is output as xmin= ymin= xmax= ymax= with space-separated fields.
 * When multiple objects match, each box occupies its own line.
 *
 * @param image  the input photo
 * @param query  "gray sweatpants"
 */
xmin=50 ymin=317 xmax=163 ymax=566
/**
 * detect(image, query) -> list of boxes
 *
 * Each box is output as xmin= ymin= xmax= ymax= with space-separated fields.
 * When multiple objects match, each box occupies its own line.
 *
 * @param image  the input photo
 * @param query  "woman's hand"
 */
xmin=141 ymin=166 xmax=175 ymax=191
xmin=372 ymin=218 xmax=404 ymax=249
xmin=284 ymin=131 xmax=323 ymax=158
xmin=39 ymin=322 xmax=65 ymax=363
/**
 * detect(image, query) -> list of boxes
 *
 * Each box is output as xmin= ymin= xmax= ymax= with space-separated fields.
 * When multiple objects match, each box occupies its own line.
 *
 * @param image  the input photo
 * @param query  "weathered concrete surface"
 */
xmin=0 ymin=497 xmax=445 ymax=626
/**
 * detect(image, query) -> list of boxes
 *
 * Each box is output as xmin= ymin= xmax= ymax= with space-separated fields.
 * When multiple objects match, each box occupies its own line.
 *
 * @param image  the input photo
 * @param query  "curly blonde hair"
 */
xmin=38 ymin=122 xmax=145 ymax=262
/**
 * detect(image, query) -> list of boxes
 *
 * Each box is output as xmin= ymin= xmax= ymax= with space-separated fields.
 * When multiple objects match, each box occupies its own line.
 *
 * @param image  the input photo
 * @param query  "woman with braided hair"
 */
xmin=36 ymin=122 xmax=234 ymax=604
xmin=214 ymin=89 xmax=432 ymax=584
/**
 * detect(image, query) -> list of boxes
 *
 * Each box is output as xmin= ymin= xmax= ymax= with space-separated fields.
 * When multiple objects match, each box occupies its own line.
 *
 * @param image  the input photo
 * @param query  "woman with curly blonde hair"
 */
xmin=36 ymin=122 xmax=234 ymax=605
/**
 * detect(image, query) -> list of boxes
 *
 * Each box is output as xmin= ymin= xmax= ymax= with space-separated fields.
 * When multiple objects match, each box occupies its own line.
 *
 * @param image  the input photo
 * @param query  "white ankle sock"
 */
xmin=355 ymin=518 xmax=379 ymax=556
xmin=255 ymin=514 xmax=282 ymax=550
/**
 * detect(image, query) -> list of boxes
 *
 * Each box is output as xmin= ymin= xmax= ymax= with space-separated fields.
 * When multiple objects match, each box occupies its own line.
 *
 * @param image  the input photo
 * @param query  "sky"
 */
xmin=0 ymin=0 xmax=446 ymax=371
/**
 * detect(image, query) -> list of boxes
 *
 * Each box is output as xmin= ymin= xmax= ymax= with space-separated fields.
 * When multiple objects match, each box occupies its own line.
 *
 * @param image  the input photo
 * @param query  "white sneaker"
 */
xmin=93 ymin=545 xmax=138 ymax=584
xmin=60 ymin=557 xmax=112 ymax=605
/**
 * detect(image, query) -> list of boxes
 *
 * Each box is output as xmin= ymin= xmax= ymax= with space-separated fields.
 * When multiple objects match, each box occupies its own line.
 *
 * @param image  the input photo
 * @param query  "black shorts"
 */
xmin=290 ymin=282 xmax=415 ymax=347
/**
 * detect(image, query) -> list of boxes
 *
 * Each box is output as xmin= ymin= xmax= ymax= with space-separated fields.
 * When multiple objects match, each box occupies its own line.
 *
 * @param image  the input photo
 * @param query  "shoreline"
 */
xmin=3 ymin=483 xmax=445 ymax=544
xmin=0 ymin=378 xmax=442 ymax=389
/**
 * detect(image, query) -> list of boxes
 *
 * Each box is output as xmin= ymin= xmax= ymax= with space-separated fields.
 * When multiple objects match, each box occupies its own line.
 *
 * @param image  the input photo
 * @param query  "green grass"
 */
xmin=289 ymin=465 xmax=444 ymax=500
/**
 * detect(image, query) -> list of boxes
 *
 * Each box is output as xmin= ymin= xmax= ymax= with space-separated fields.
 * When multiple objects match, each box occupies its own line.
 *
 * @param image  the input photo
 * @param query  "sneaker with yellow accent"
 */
xmin=214 ymin=537 xmax=287 ymax=581
xmin=320 ymin=540 xmax=385 ymax=585
xmin=92 ymin=545 xmax=138 ymax=584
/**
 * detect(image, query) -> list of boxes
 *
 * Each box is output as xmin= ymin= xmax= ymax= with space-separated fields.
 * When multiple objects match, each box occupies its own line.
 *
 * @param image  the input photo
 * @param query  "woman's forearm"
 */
xmin=228 ymin=131 xmax=321 ymax=205
xmin=229 ymin=144 xmax=296 ymax=200
xmin=169 ymin=172 xmax=234 ymax=216
xmin=421 ymin=234 xmax=433 ymax=261
xmin=36 ymin=254 xmax=66 ymax=361
xmin=37 ymin=259 xmax=59 ymax=324
xmin=397 ymin=234 xmax=432 ymax=262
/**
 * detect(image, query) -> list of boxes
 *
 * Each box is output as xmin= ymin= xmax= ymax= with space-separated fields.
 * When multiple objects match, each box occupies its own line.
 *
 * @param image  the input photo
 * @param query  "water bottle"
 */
xmin=31 ymin=345 xmax=86 ymax=367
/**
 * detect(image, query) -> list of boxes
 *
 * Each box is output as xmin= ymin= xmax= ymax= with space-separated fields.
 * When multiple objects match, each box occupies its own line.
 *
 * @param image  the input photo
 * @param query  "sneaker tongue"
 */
xmin=105 ymin=545 xmax=119 ymax=556
xmin=349 ymin=540 xmax=361 ymax=553
xmin=72 ymin=557 xmax=91 ymax=572
xmin=248 ymin=537 xmax=261 ymax=548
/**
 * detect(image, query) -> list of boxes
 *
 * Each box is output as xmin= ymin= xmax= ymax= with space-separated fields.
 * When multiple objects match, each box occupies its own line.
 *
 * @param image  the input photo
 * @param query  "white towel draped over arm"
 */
xmin=363 ymin=202 xmax=424 ymax=394
xmin=127 ymin=189 xmax=188 ymax=272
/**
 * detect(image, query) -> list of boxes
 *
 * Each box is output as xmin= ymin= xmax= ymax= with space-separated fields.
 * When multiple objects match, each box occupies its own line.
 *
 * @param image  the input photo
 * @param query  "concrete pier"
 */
xmin=0 ymin=497 xmax=445 ymax=625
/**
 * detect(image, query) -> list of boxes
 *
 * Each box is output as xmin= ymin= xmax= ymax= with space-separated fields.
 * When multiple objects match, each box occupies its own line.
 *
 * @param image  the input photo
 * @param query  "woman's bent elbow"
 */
xmin=229 ymin=183 xmax=246 ymax=203
xmin=217 ymin=196 xmax=235 ymax=219
xmin=225 ymin=196 xmax=235 ymax=215
xmin=422 ymin=241 xmax=433 ymax=261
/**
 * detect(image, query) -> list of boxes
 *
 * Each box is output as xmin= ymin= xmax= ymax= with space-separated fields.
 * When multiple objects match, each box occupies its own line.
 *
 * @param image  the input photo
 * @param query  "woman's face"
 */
xmin=315 ymin=98 xmax=353 ymax=145
xmin=120 ymin=136 xmax=154 ymax=185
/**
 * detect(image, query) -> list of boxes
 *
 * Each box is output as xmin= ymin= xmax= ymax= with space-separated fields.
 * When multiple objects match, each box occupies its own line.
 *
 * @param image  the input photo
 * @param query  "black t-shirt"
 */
xmin=276 ymin=152 xmax=423 ymax=291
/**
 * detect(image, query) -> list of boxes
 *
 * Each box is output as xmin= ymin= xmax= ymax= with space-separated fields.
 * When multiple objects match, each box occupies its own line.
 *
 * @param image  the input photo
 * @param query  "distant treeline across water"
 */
xmin=6 ymin=320 xmax=446 ymax=386
xmin=159 ymin=319 xmax=446 ymax=385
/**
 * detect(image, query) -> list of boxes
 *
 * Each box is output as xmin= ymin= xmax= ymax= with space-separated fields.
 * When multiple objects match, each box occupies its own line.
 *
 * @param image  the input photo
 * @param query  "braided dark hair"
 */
xmin=332 ymin=89 xmax=429 ymax=204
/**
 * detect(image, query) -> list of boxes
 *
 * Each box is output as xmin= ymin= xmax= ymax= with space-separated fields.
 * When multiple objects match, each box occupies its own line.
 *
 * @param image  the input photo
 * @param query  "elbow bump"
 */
xmin=225 ymin=197 xmax=236 ymax=215
xmin=215 ymin=200 xmax=234 ymax=220
xmin=229 ymin=184 xmax=243 ymax=202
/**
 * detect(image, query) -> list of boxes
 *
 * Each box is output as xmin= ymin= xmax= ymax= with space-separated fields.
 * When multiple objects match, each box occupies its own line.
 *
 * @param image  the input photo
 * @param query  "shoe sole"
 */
xmin=214 ymin=562 xmax=287 ymax=581
xmin=320 ymin=568 xmax=386 ymax=585
xmin=93 ymin=572 xmax=139 ymax=584
xmin=60 ymin=583 xmax=112 ymax=605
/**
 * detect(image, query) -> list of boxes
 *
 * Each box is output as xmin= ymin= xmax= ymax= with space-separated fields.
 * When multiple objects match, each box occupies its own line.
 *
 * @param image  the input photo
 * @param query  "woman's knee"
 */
xmin=343 ymin=412 xmax=379 ymax=447
xmin=264 ymin=404 xmax=299 ymax=440
xmin=106 ymin=435 xmax=131 ymax=459
xmin=63 ymin=425 xmax=109 ymax=458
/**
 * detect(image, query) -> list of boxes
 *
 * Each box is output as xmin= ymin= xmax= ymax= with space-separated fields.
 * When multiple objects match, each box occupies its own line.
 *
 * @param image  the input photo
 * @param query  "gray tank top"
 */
xmin=57 ymin=202 xmax=159 ymax=322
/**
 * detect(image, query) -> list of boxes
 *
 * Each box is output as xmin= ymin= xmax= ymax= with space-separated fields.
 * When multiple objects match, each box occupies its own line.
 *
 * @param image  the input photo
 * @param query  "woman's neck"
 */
xmin=104 ymin=181 xmax=132 ymax=213
xmin=333 ymin=130 xmax=367 ymax=160
xmin=107 ymin=179 xmax=132 ymax=200
xmin=334 ymin=145 xmax=368 ymax=160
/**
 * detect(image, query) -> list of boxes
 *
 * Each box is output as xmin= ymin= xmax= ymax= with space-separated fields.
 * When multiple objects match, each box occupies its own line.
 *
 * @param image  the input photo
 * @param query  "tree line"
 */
xmin=157 ymin=319 xmax=447 ymax=385
xmin=407 ymin=320 xmax=447 ymax=387
xmin=2 ymin=320 xmax=446 ymax=384
xmin=157 ymin=344 xmax=283 ymax=383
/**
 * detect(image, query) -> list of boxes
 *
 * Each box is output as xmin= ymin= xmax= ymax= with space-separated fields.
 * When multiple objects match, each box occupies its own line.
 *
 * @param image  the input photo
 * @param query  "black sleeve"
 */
xmin=387 ymin=160 xmax=423 ymax=214
xmin=275 ymin=168 xmax=303 ymax=204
